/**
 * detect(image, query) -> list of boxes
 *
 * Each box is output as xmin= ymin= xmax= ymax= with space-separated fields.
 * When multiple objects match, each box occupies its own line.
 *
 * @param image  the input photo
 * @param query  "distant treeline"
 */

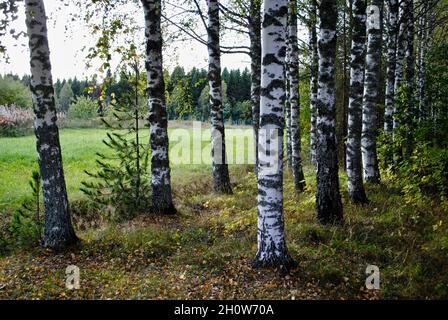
xmin=1 ymin=66 xmax=252 ymax=124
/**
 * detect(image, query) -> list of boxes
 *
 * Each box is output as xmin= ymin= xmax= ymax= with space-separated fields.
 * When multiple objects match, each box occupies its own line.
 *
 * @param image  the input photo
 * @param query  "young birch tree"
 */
xmin=361 ymin=0 xmax=382 ymax=184
xmin=25 ymin=0 xmax=78 ymax=250
xmin=288 ymin=0 xmax=305 ymax=192
xmin=207 ymin=0 xmax=232 ymax=194
xmin=141 ymin=0 xmax=176 ymax=214
xmin=346 ymin=0 xmax=368 ymax=203
xmin=253 ymin=0 xmax=294 ymax=269
xmin=315 ymin=0 xmax=343 ymax=224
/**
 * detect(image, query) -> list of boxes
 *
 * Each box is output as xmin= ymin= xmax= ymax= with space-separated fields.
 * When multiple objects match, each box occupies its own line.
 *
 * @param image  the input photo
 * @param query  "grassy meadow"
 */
xmin=0 ymin=125 xmax=447 ymax=299
xmin=0 ymin=124 xmax=254 ymax=214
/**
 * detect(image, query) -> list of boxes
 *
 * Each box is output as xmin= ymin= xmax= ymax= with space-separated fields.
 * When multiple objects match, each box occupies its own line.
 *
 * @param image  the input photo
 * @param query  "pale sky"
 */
xmin=0 ymin=0 xmax=251 ymax=80
xmin=0 ymin=1 xmax=308 ymax=81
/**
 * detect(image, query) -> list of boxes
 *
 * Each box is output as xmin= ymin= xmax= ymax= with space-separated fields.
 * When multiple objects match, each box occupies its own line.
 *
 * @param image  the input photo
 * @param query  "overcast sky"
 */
xmin=0 ymin=1 xmax=310 ymax=80
xmin=0 ymin=1 xmax=253 ymax=80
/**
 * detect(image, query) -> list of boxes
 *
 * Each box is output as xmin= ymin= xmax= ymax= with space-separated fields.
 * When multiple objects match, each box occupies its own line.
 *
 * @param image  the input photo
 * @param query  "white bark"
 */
xmin=142 ymin=0 xmax=176 ymax=214
xmin=288 ymin=0 xmax=305 ymax=192
xmin=315 ymin=0 xmax=343 ymax=224
xmin=253 ymin=0 xmax=294 ymax=269
xmin=25 ymin=0 xmax=77 ymax=250
xmin=361 ymin=0 xmax=382 ymax=184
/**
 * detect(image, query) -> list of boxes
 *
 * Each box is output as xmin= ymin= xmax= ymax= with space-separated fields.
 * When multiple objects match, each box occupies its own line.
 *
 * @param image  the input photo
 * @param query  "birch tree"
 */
xmin=25 ymin=0 xmax=78 ymax=250
xmin=141 ymin=0 xmax=176 ymax=214
xmin=393 ymin=0 xmax=407 ymax=135
xmin=249 ymin=0 xmax=262 ymax=175
xmin=346 ymin=0 xmax=368 ymax=203
xmin=417 ymin=0 xmax=434 ymax=121
xmin=361 ymin=0 xmax=382 ymax=184
xmin=315 ymin=0 xmax=343 ymax=224
xmin=285 ymin=32 xmax=292 ymax=169
xmin=383 ymin=0 xmax=399 ymax=165
xmin=288 ymin=0 xmax=305 ymax=192
xmin=253 ymin=0 xmax=294 ymax=269
xmin=207 ymin=0 xmax=232 ymax=194
xmin=309 ymin=0 xmax=318 ymax=166
xmin=404 ymin=0 xmax=415 ymax=156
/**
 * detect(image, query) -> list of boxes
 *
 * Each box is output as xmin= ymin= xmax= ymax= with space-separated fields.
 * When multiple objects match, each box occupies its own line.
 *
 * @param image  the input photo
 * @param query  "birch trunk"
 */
xmin=361 ymin=0 xmax=382 ymax=184
xmin=207 ymin=0 xmax=232 ymax=194
xmin=346 ymin=0 xmax=368 ymax=203
xmin=417 ymin=1 xmax=432 ymax=121
xmin=384 ymin=0 xmax=398 ymax=166
xmin=393 ymin=0 xmax=407 ymax=134
xmin=25 ymin=0 xmax=78 ymax=250
xmin=288 ymin=0 xmax=305 ymax=192
xmin=285 ymin=30 xmax=292 ymax=169
xmin=253 ymin=0 xmax=294 ymax=269
xmin=249 ymin=0 xmax=261 ymax=176
xmin=309 ymin=0 xmax=318 ymax=166
xmin=142 ymin=0 xmax=176 ymax=214
xmin=316 ymin=0 xmax=343 ymax=224
xmin=404 ymin=0 xmax=415 ymax=156
xmin=416 ymin=4 xmax=426 ymax=121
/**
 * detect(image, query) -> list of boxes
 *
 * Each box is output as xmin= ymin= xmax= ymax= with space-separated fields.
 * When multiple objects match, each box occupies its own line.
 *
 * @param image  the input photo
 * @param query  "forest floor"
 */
xmin=0 ymin=127 xmax=447 ymax=299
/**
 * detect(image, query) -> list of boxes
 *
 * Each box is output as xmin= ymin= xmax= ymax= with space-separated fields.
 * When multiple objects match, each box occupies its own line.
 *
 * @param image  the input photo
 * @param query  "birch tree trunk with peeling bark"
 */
xmin=309 ymin=0 xmax=318 ymax=166
xmin=288 ymin=0 xmax=305 ymax=192
xmin=207 ymin=0 xmax=232 ymax=194
xmin=361 ymin=0 xmax=382 ymax=184
xmin=249 ymin=0 xmax=261 ymax=176
xmin=315 ymin=0 xmax=343 ymax=224
xmin=346 ymin=0 xmax=368 ymax=203
xmin=25 ymin=0 xmax=78 ymax=250
xmin=141 ymin=0 xmax=176 ymax=214
xmin=253 ymin=0 xmax=294 ymax=269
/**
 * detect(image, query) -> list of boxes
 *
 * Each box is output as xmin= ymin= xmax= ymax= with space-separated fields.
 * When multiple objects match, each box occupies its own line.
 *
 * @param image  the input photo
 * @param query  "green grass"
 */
xmin=1 ymin=128 xmax=111 ymax=211
xmin=0 ymin=125 xmax=254 ymax=214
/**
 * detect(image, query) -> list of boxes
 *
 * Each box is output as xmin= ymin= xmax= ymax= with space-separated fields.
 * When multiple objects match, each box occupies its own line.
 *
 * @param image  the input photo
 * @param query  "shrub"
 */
xmin=0 ymin=105 xmax=65 ymax=136
xmin=401 ymin=144 xmax=448 ymax=203
xmin=68 ymin=96 xmax=98 ymax=119
xmin=0 ymin=76 xmax=32 ymax=109
xmin=0 ymin=105 xmax=34 ymax=136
